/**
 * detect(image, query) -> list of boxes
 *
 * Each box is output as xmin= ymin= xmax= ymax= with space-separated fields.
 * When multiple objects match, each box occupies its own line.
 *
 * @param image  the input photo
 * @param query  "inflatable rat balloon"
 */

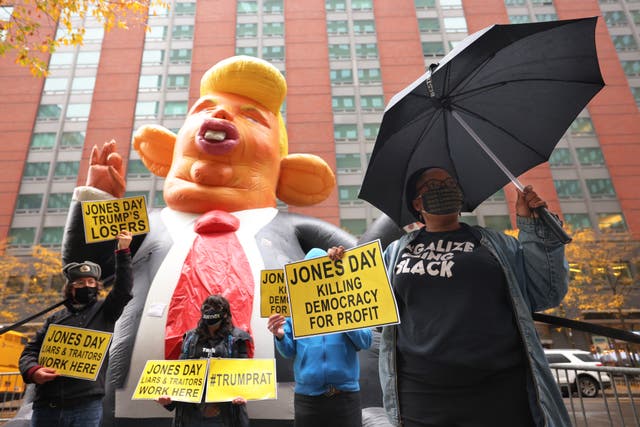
xmin=9 ymin=56 xmax=359 ymax=427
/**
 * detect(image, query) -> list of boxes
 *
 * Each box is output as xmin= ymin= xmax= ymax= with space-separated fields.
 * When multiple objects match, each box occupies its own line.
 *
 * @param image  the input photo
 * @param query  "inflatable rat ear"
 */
xmin=132 ymin=124 xmax=176 ymax=177
xmin=277 ymin=153 xmax=336 ymax=206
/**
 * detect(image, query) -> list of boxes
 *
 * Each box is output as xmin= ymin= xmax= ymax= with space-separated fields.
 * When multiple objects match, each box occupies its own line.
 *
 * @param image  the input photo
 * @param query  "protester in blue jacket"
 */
xmin=267 ymin=248 xmax=373 ymax=427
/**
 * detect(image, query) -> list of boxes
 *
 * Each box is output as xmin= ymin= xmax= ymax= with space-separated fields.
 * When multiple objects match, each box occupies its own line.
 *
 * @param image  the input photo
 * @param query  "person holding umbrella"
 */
xmin=334 ymin=167 xmax=571 ymax=427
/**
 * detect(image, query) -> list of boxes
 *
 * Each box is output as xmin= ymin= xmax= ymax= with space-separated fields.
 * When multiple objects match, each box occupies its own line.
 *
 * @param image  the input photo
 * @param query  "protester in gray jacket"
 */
xmin=374 ymin=167 xmax=570 ymax=427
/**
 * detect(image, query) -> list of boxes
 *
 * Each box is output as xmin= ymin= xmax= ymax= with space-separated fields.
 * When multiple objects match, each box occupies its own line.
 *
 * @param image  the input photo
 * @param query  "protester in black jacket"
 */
xmin=19 ymin=231 xmax=134 ymax=427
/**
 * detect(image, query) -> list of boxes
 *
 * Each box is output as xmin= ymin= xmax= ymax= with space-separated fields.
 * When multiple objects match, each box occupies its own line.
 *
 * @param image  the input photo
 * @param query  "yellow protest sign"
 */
xmin=38 ymin=325 xmax=112 ymax=381
xmin=284 ymin=240 xmax=399 ymax=338
xmin=206 ymin=359 xmax=276 ymax=402
xmin=132 ymin=360 xmax=208 ymax=403
xmin=81 ymin=196 xmax=150 ymax=243
xmin=260 ymin=269 xmax=289 ymax=317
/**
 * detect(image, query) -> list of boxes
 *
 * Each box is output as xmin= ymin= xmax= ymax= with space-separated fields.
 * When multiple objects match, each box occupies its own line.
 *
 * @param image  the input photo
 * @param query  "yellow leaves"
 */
xmin=1 ymin=0 xmax=168 ymax=77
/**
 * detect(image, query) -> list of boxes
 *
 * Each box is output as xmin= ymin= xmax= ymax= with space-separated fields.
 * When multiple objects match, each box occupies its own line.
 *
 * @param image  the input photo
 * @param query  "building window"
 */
xmin=238 ymin=1 xmax=258 ymax=13
xmin=597 ymin=212 xmax=627 ymax=232
xmin=143 ymin=50 xmax=165 ymax=65
xmin=531 ymin=0 xmax=554 ymax=4
xmin=330 ymin=68 xmax=353 ymax=85
xmin=174 ymin=2 xmax=196 ymax=15
xmin=460 ymin=215 xmax=478 ymax=226
xmin=72 ymin=77 xmax=95 ymax=92
xmin=612 ymin=35 xmax=638 ymax=52
xmin=44 ymin=77 xmax=68 ymax=93
xmin=586 ymin=178 xmax=616 ymax=198
xmin=509 ymin=15 xmax=531 ymax=24
xmin=154 ymin=191 xmax=166 ymax=208
xmin=360 ymin=95 xmax=385 ymax=110
xmin=49 ymin=52 xmax=73 ymax=67
xmin=139 ymin=75 xmax=162 ymax=91
xmin=332 ymin=96 xmax=356 ymax=111
xmin=326 ymin=0 xmax=347 ymax=11
xmin=549 ymin=148 xmax=573 ymax=166
xmin=262 ymin=46 xmax=284 ymax=60
xmin=167 ymin=74 xmax=190 ymax=90
xmin=37 ymin=104 xmax=62 ymax=120
xmin=23 ymin=162 xmax=50 ymax=179
xmin=329 ymin=44 xmax=351 ymax=59
xmin=334 ymin=124 xmax=358 ymax=141
xmin=415 ymin=0 xmax=436 ymax=8
xmin=84 ymin=27 xmax=104 ymax=40
xmin=440 ymin=0 xmax=462 ymax=8
xmin=570 ymin=117 xmax=595 ymax=135
xmin=351 ymin=0 xmax=373 ymax=10
xmin=263 ymin=0 xmax=283 ymax=13
xmin=535 ymin=13 xmax=557 ymax=22
xmin=77 ymin=51 xmax=100 ymax=66
xmin=66 ymin=104 xmax=90 ymax=119
xmin=484 ymin=215 xmax=512 ymax=231
xmin=169 ymin=49 xmax=191 ymax=63
xmin=328 ymin=20 xmax=349 ymax=34
xmin=264 ymin=22 xmax=284 ymax=36
xmin=443 ymin=17 xmax=467 ymax=33
xmin=54 ymin=161 xmax=80 ymax=179
xmin=633 ymin=10 xmax=640 ymax=25
xmin=127 ymin=159 xmax=151 ymax=177
xmin=172 ymin=25 xmax=194 ymax=39
xmin=30 ymin=133 xmax=56 ymax=150
xmin=486 ymin=188 xmax=506 ymax=201
xmin=422 ymin=41 xmax=445 ymax=57
xmin=622 ymin=60 xmax=640 ymax=76
xmin=504 ymin=0 xmax=526 ymax=5
xmin=355 ymin=43 xmax=378 ymax=59
xmin=341 ymin=219 xmax=367 ymax=236
xmin=554 ymin=179 xmax=583 ymax=199
xmin=164 ymin=101 xmax=188 ymax=116
xmin=353 ymin=20 xmax=375 ymax=34
xmin=339 ymin=185 xmax=362 ymax=204
xmin=146 ymin=25 xmax=167 ymax=40
xmin=47 ymin=193 xmax=72 ymax=211
xmin=363 ymin=123 xmax=379 ymax=140
xmin=575 ymin=147 xmax=604 ymax=166
xmin=40 ymin=227 xmax=64 ymax=246
xmin=336 ymin=153 xmax=361 ymax=172
xmin=236 ymin=46 xmax=258 ymax=56
xmin=418 ymin=18 xmax=440 ymax=33
xmin=237 ymin=23 xmax=258 ymax=38
xmin=358 ymin=68 xmax=381 ymax=84
xmin=61 ymin=132 xmax=85 ymax=149
xmin=632 ymin=87 xmax=640 ymax=106
xmin=15 ymin=194 xmax=43 ymax=212
xmin=8 ymin=228 xmax=36 ymax=246
xmin=563 ymin=213 xmax=591 ymax=230
xmin=135 ymin=101 xmax=159 ymax=118
xmin=604 ymin=10 xmax=628 ymax=26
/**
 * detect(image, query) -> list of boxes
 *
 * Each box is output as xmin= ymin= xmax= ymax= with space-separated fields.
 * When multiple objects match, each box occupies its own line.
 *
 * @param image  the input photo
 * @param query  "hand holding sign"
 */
xmin=31 ymin=367 xmax=59 ymax=385
xmin=117 ymin=230 xmax=133 ymax=250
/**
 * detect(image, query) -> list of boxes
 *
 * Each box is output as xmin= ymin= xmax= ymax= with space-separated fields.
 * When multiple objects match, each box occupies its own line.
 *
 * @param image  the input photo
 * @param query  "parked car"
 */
xmin=544 ymin=349 xmax=611 ymax=398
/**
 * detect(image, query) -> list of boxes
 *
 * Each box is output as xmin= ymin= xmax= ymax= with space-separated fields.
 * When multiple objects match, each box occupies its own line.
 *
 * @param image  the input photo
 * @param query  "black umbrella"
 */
xmin=359 ymin=17 xmax=604 ymax=242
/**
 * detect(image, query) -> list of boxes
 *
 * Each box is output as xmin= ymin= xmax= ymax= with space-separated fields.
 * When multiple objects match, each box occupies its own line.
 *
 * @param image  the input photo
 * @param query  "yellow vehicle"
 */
xmin=0 ymin=330 xmax=27 ymax=397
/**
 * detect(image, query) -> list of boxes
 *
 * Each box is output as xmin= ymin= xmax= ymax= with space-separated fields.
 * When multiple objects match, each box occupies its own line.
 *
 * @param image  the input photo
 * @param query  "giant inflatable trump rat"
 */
xmin=11 ymin=55 xmax=360 ymax=427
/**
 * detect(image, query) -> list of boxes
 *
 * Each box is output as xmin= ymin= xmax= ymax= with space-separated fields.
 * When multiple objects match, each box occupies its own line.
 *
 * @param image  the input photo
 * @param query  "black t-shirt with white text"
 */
xmin=393 ymin=224 xmax=525 ymax=386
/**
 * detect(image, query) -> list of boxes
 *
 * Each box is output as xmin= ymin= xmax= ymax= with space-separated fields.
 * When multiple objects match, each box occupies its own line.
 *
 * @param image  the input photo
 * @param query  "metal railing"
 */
xmin=549 ymin=363 xmax=640 ymax=427
xmin=0 ymin=372 xmax=25 ymax=423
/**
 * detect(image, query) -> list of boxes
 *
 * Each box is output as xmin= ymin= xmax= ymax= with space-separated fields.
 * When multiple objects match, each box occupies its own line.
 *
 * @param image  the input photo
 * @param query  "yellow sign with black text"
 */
xmin=81 ymin=196 xmax=149 ymax=243
xmin=260 ymin=269 xmax=289 ymax=317
xmin=205 ymin=359 xmax=276 ymax=402
xmin=38 ymin=325 xmax=112 ymax=381
xmin=284 ymin=240 xmax=399 ymax=338
xmin=132 ymin=360 xmax=208 ymax=403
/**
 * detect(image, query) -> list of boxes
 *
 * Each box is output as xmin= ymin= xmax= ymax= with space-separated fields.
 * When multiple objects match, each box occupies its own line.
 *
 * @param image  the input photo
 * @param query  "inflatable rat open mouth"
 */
xmin=196 ymin=118 xmax=240 ymax=155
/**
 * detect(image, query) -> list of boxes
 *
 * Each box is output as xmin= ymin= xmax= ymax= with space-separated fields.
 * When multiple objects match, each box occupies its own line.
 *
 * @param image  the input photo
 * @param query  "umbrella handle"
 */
xmin=534 ymin=206 xmax=572 ymax=244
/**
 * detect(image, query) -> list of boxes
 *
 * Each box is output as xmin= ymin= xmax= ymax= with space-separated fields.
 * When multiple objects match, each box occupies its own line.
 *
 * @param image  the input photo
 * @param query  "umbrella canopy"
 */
xmin=359 ymin=17 xmax=604 ymax=228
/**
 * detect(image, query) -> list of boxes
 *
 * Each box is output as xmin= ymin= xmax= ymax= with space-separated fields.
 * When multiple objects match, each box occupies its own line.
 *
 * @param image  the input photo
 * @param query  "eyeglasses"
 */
xmin=71 ymin=278 xmax=97 ymax=288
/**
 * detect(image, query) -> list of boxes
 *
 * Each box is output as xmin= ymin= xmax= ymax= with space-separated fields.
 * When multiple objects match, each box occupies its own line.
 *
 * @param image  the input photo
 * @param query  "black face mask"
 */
xmin=419 ymin=178 xmax=464 ymax=215
xmin=202 ymin=310 xmax=225 ymax=326
xmin=74 ymin=287 xmax=98 ymax=305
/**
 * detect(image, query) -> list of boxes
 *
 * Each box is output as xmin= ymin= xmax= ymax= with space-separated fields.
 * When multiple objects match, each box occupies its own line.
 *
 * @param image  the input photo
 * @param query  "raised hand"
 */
xmin=86 ymin=140 xmax=126 ymax=198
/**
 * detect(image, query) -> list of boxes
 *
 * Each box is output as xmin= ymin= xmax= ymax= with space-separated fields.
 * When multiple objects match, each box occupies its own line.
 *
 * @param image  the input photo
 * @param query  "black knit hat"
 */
xmin=62 ymin=261 xmax=102 ymax=282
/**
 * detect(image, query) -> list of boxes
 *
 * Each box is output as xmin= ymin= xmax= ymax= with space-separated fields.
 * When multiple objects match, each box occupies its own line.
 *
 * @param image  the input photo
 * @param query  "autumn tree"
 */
xmin=0 ymin=0 xmax=166 ymax=76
